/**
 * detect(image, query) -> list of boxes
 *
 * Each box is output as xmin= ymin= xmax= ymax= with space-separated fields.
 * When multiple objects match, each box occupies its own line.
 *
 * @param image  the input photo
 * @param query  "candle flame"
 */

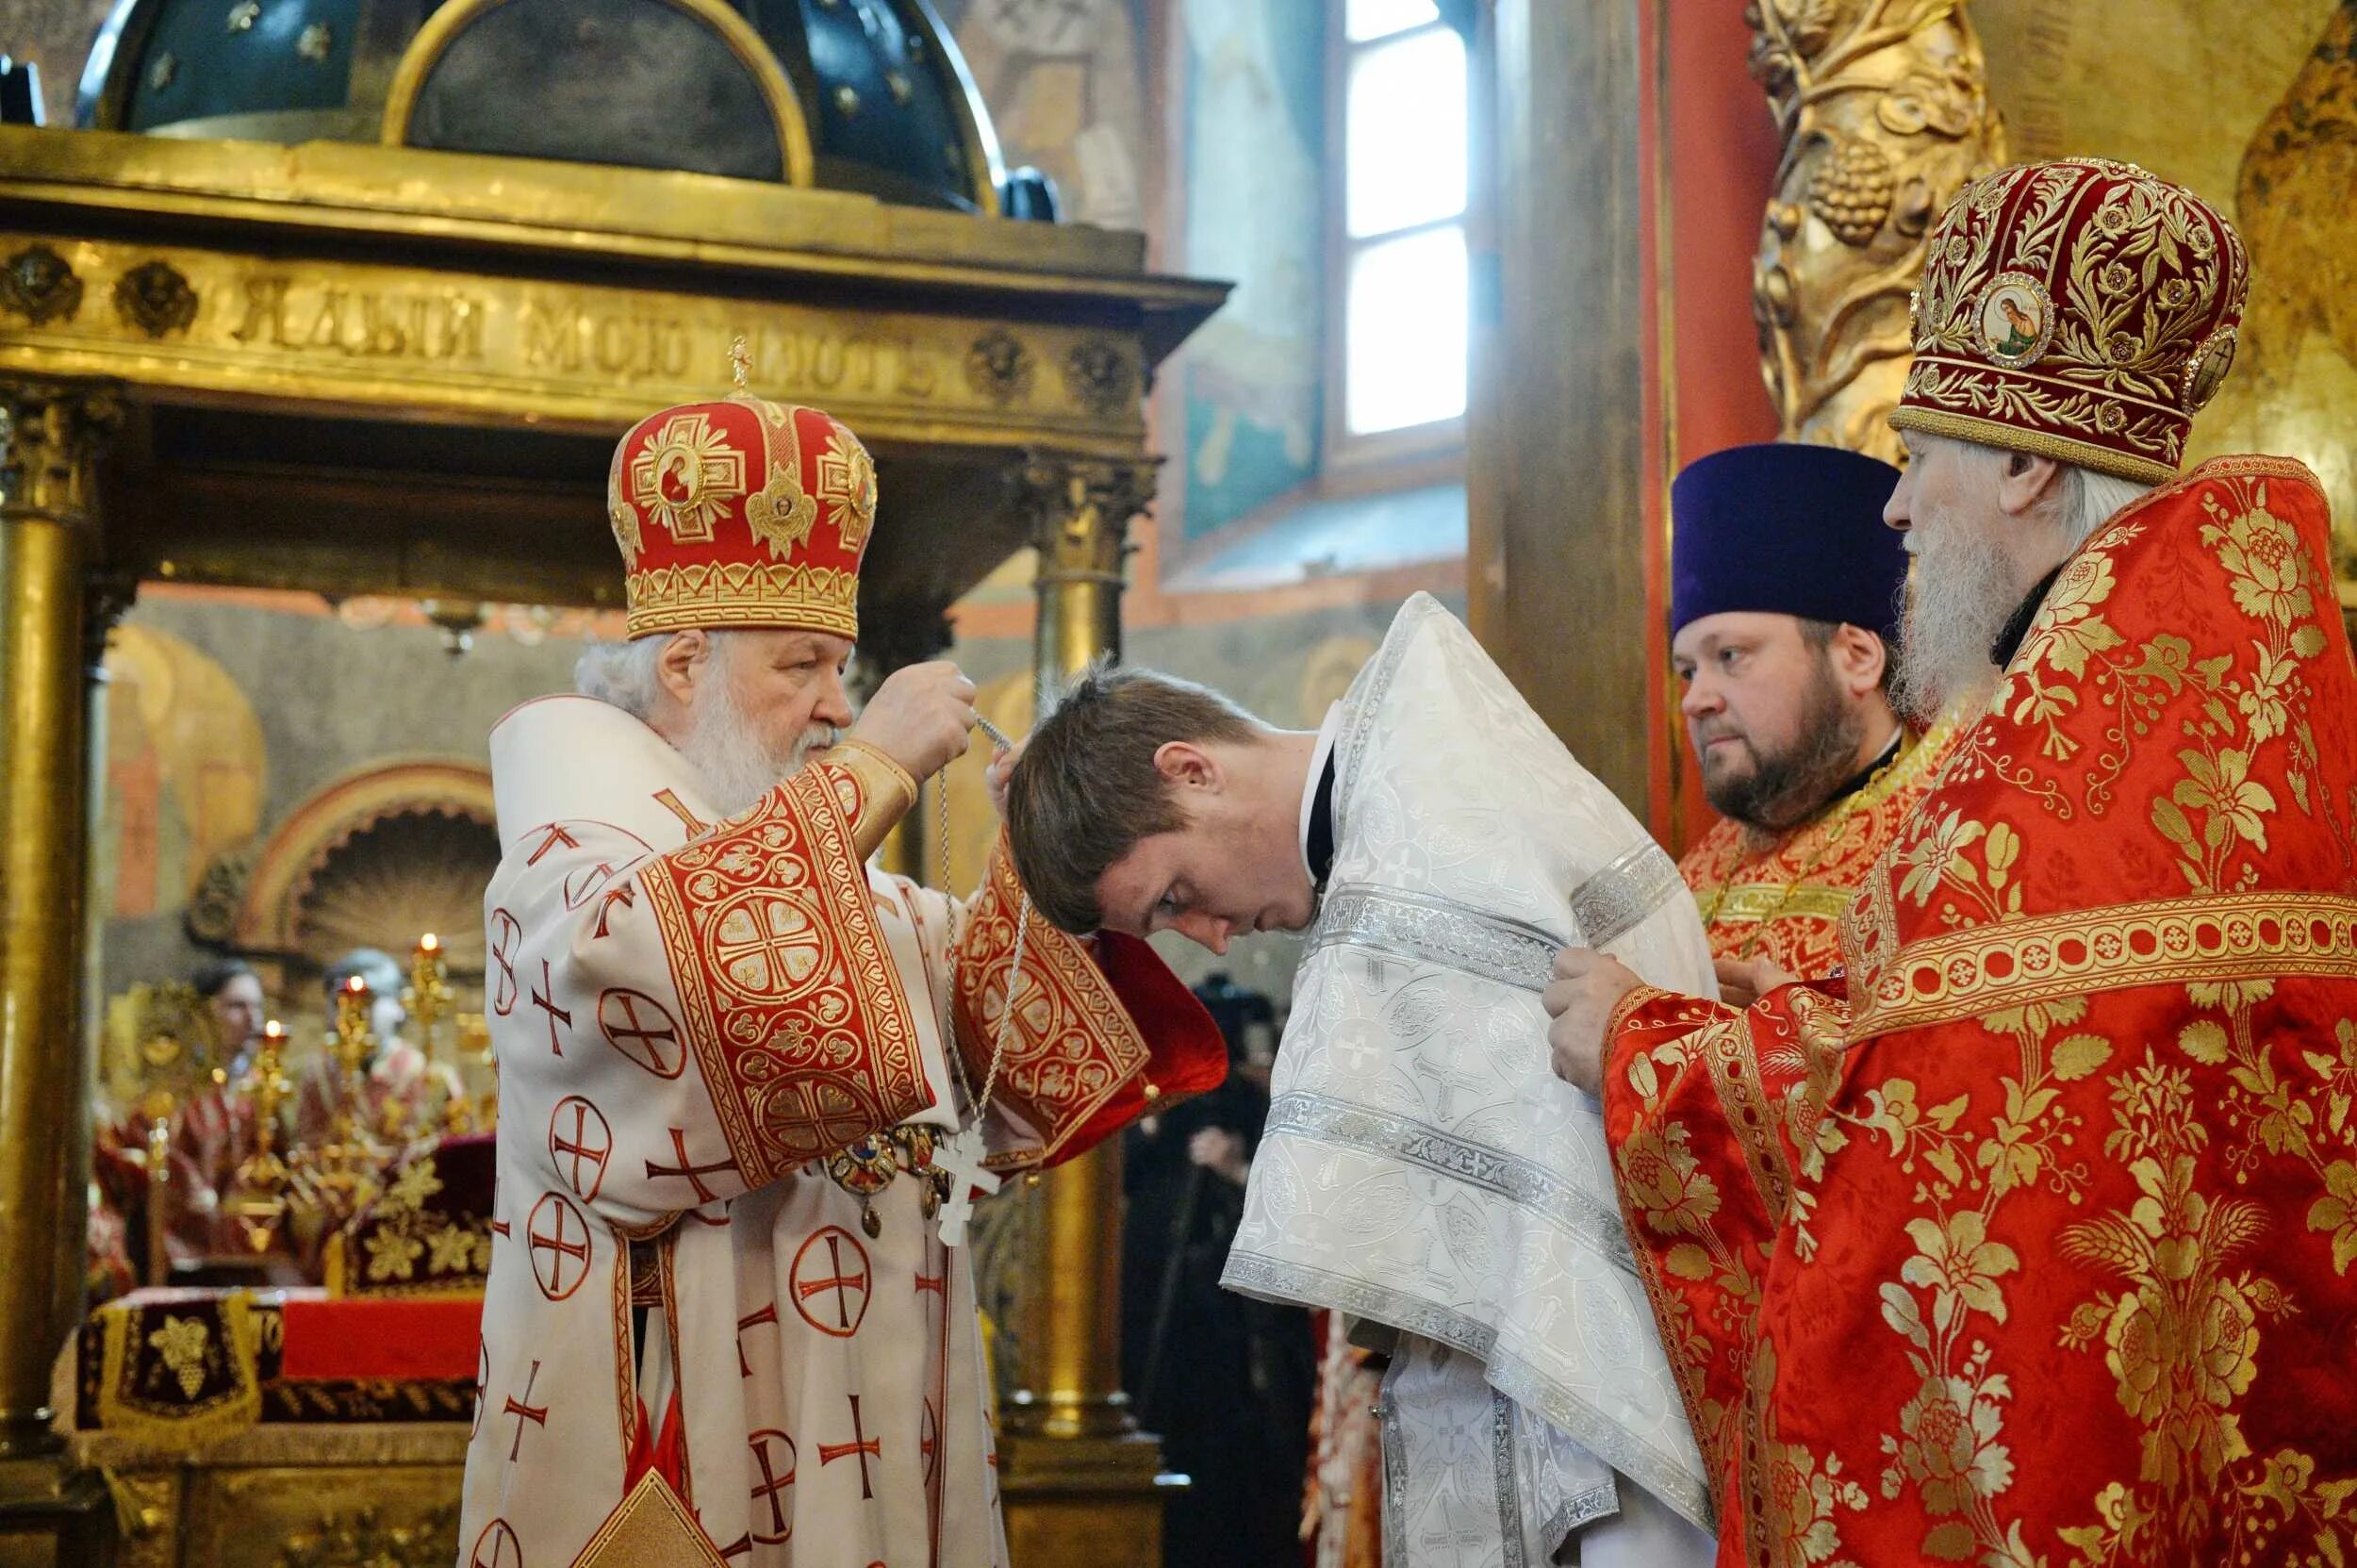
xmin=420 ymin=933 xmax=440 ymax=953
xmin=344 ymin=975 xmax=371 ymax=996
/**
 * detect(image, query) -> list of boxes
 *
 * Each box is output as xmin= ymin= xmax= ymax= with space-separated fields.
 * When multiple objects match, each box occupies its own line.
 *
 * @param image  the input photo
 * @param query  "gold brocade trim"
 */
xmin=1848 ymin=891 xmax=2357 ymax=1041
xmin=93 ymin=1293 xmax=262 ymax=1443
xmin=569 ymin=1472 xmax=729 ymax=1568
xmin=641 ymin=764 xmax=931 ymax=1183
xmin=1605 ymin=1128 xmax=1722 ymax=1494
xmin=956 ymin=833 xmax=1149 ymax=1167
xmin=1701 ymin=1010 xmax=1791 ymax=1224
xmin=623 ymin=561 xmax=858 ymax=639
xmin=1704 ymin=883 xmax=1857 ymax=924
xmin=818 ymin=739 xmax=917 ymax=861
xmin=1887 ymin=404 xmax=2177 ymax=487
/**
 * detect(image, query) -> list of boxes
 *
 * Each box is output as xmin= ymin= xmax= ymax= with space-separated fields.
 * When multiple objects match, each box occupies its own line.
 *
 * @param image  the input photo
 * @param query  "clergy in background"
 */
xmin=1670 ymin=442 xmax=1962 ymax=994
xmin=1005 ymin=596 xmax=1719 ymax=1565
xmin=459 ymin=383 xmax=1222 ymax=1568
xmin=1549 ymin=157 xmax=2357 ymax=1565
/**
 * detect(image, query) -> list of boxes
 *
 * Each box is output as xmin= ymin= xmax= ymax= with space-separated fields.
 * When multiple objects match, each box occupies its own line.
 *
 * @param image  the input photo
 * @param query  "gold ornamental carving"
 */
xmin=1061 ymin=338 xmax=1135 ymax=420
xmin=115 ymin=261 xmax=200 ymax=338
xmin=0 ymin=235 xmax=1147 ymax=445
xmin=1 ymin=242 xmax=82 ymax=325
xmin=277 ymin=1500 xmax=459 ymax=1568
xmin=0 ymin=380 xmax=122 ymax=527
xmin=1749 ymin=0 xmax=2006 ymax=459
xmin=1016 ymin=454 xmax=1158 ymax=586
xmin=966 ymin=327 xmax=1036 ymax=405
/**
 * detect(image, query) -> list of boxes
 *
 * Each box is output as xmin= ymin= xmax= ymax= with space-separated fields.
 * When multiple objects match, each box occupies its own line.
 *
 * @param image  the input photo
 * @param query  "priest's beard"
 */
xmin=677 ymin=666 xmax=836 ymax=817
xmin=1892 ymin=514 xmax=2016 ymax=724
xmin=1702 ymin=663 xmax=1865 ymax=834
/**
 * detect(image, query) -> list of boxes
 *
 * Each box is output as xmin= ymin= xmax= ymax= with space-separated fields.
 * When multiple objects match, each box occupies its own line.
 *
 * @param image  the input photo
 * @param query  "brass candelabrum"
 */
xmin=223 ymin=1020 xmax=293 ymax=1255
xmin=405 ymin=933 xmax=476 ymax=1136
xmin=292 ymin=976 xmax=389 ymax=1230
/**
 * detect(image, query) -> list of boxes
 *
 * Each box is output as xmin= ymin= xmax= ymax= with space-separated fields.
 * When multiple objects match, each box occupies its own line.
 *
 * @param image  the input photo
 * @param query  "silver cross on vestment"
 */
xmin=932 ymin=1124 xmax=1001 ymax=1248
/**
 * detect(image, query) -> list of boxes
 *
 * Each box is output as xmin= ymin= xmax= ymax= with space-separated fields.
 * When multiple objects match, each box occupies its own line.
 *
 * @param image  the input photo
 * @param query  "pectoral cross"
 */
xmin=932 ymin=1124 xmax=1000 ymax=1248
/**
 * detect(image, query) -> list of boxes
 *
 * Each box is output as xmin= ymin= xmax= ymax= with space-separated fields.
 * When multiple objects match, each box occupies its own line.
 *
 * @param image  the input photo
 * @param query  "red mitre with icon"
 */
xmin=605 ymin=366 xmax=878 ymax=640
xmin=1891 ymin=157 xmax=2249 ymax=484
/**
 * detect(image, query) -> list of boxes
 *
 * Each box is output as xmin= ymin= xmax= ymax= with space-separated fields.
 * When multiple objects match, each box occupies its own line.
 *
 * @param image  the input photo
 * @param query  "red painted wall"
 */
xmin=1640 ymin=0 xmax=1782 ymax=850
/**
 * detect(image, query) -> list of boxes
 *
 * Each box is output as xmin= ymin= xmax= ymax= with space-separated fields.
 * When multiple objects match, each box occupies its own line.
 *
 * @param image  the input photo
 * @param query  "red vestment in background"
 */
xmin=1605 ymin=458 xmax=2357 ymax=1565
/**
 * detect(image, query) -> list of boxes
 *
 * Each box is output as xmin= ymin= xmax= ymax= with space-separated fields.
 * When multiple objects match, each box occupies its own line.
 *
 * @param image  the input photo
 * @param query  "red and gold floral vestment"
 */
xmin=1681 ymin=718 xmax=1966 ymax=979
xmin=1604 ymin=458 xmax=2357 ymax=1565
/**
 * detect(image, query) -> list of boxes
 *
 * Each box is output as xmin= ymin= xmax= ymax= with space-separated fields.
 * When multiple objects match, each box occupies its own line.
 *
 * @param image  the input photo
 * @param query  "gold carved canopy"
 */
xmin=0 ymin=125 xmax=1224 ymax=619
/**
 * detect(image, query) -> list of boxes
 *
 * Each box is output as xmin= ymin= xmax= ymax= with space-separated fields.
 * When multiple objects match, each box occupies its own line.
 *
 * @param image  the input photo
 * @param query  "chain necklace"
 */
xmin=922 ymin=723 xmax=1031 ymax=1247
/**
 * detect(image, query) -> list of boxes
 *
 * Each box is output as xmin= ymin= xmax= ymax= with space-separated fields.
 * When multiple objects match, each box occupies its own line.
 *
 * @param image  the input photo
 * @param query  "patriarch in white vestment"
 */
xmin=457 ymin=384 xmax=1224 ymax=1568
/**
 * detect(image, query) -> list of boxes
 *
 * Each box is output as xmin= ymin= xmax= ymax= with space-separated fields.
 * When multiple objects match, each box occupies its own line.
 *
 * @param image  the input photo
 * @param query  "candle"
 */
xmin=419 ymin=933 xmax=439 ymax=954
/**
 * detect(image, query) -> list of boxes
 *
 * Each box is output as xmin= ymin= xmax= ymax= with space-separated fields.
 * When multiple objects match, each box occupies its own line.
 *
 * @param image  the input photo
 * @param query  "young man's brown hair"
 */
xmin=1005 ymin=664 xmax=1262 ymax=933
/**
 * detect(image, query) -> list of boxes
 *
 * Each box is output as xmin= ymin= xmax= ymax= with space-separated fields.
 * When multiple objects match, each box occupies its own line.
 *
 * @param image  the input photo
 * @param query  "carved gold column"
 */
xmin=0 ymin=380 xmax=120 ymax=1558
xmin=1750 ymin=0 xmax=2005 ymax=459
xmin=997 ymin=452 xmax=1164 ymax=1568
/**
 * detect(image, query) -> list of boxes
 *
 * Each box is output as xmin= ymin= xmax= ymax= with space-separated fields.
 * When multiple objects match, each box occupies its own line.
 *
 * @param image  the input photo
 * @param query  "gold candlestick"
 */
xmin=405 ymin=933 xmax=469 ymax=1135
xmin=225 ymin=1020 xmax=292 ymax=1254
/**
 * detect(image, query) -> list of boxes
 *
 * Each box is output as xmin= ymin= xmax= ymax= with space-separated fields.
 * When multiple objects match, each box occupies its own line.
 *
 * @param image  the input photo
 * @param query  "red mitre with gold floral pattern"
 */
xmin=606 ymin=388 xmax=877 ymax=640
xmin=1891 ymin=157 xmax=2249 ymax=484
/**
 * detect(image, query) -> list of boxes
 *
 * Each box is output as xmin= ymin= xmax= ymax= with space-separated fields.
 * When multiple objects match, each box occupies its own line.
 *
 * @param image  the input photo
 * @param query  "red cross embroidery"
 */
xmin=915 ymin=1267 xmax=948 ymax=1301
xmin=816 ymin=1395 xmax=882 ymax=1501
xmin=525 ymin=1192 xmax=592 ymax=1301
xmin=789 ymin=1226 xmax=871 ymax=1338
xmin=547 ymin=1097 xmax=612 ymax=1203
xmin=748 ymin=1428 xmax=797 ymax=1545
xmin=598 ymin=988 xmax=684 ymax=1079
xmin=488 ymin=908 xmax=522 ymax=1017
xmin=644 ymin=1127 xmax=735 ymax=1205
xmin=562 ymin=859 xmax=617 ymax=911
xmin=525 ymin=822 xmax=581 ymax=866
xmin=489 ymin=1217 xmax=511 ymax=1239
xmin=503 ymin=1359 xmax=548 ymax=1462
xmin=592 ymin=882 xmax=638 ymax=939
xmin=530 ymin=961 xmax=571 ymax=1056
xmin=736 ymin=1302 xmax=779 ymax=1378
xmin=469 ymin=1519 xmax=522 ymax=1568
xmin=921 ymin=1398 xmax=941 ymax=1486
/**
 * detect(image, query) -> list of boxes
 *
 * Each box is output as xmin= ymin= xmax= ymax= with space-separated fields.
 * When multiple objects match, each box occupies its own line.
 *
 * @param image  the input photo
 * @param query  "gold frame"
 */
xmin=378 ymin=0 xmax=818 ymax=190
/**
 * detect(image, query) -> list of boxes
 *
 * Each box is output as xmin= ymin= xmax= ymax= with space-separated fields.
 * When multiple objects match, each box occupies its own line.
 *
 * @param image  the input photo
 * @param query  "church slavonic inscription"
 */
xmin=520 ymin=302 xmax=944 ymax=400
xmin=231 ymin=276 xmax=486 ymax=362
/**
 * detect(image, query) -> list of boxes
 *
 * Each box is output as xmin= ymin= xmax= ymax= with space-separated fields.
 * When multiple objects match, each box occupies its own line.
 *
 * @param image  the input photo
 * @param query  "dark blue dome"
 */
xmin=77 ymin=0 xmax=1043 ymax=217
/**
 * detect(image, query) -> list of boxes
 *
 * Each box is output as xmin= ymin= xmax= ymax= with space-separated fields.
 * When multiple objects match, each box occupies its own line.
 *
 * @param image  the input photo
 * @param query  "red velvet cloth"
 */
xmin=1046 ymin=931 xmax=1228 ymax=1168
xmin=279 ymin=1292 xmax=481 ymax=1382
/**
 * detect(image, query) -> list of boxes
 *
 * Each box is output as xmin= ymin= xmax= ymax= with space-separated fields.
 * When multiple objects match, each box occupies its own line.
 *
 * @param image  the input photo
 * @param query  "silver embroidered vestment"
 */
xmin=1220 ymin=594 xmax=1717 ymax=1555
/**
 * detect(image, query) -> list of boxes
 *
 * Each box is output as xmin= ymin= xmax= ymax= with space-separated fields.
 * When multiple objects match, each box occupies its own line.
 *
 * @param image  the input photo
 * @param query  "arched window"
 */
xmin=1331 ymin=0 xmax=1470 ymax=461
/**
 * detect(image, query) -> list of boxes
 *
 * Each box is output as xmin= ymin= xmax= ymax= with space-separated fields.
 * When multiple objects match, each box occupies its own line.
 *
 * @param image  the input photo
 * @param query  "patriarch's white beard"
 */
xmin=676 ymin=671 xmax=835 ymax=818
xmin=1893 ymin=513 xmax=2018 ymax=724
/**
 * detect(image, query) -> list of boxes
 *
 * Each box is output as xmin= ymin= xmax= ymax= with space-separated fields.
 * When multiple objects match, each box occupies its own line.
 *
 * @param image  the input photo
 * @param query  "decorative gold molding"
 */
xmin=0 ymin=235 xmax=1152 ymax=447
xmin=1750 ymin=0 xmax=2005 ymax=459
xmin=0 ymin=380 xmax=120 ymax=528
xmin=379 ymin=0 xmax=816 ymax=190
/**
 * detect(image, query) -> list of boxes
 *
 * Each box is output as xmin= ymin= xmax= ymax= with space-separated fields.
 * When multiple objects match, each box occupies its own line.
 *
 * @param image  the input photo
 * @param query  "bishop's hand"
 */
xmin=1542 ymin=947 xmax=1642 ymax=1098
xmin=849 ymin=660 xmax=978 ymax=782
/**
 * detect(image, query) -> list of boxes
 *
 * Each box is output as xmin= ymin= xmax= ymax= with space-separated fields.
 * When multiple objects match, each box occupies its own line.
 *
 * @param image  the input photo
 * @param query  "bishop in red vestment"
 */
xmin=1666 ymin=442 xmax=1965 ymax=983
xmin=1551 ymin=159 xmax=2357 ymax=1566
